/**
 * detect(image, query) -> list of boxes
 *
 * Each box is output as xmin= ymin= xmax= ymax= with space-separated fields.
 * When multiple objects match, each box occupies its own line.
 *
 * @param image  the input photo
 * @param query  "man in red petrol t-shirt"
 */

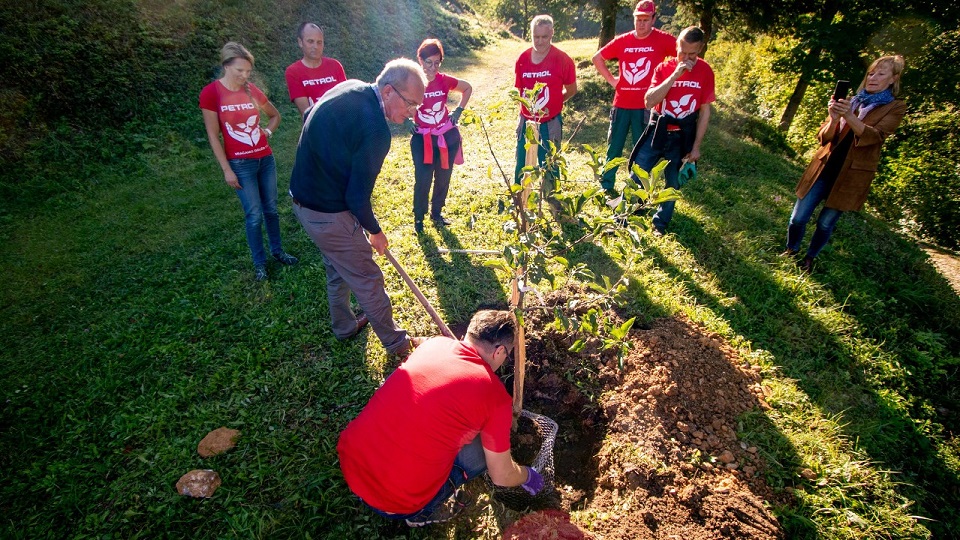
xmin=632 ymin=26 xmax=715 ymax=236
xmin=592 ymin=0 xmax=675 ymax=193
xmin=337 ymin=310 xmax=544 ymax=527
xmin=284 ymin=23 xmax=347 ymax=117
xmin=514 ymin=14 xmax=577 ymax=197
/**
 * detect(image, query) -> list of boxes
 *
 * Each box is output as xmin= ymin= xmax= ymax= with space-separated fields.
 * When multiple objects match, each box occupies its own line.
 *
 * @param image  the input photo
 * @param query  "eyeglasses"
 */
xmin=389 ymin=84 xmax=420 ymax=111
xmin=421 ymin=58 xmax=442 ymax=68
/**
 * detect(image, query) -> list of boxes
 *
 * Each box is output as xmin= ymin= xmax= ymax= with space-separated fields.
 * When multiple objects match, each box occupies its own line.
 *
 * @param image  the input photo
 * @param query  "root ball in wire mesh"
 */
xmin=487 ymin=410 xmax=563 ymax=511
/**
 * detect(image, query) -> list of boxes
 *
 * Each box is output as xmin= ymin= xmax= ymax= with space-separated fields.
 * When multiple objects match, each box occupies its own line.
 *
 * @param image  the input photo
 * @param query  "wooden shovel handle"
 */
xmin=384 ymin=248 xmax=455 ymax=339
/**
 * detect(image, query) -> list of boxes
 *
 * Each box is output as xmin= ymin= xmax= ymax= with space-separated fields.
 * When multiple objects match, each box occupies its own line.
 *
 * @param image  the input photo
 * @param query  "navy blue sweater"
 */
xmin=290 ymin=80 xmax=390 ymax=234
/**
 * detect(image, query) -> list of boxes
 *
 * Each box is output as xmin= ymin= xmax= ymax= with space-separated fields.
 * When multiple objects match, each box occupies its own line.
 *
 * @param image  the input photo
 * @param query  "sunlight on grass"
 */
xmin=1 ymin=35 xmax=958 ymax=539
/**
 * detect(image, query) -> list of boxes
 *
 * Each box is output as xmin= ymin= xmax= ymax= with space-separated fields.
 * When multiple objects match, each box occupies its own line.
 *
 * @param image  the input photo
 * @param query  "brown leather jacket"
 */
xmin=795 ymin=99 xmax=906 ymax=212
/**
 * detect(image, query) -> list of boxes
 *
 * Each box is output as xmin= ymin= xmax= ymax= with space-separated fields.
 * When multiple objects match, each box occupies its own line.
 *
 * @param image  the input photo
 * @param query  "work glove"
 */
xmin=521 ymin=466 xmax=544 ymax=495
xmin=404 ymin=118 xmax=417 ymax=135
xmin=450 ymin=106 xmax=463 ymax=125
xmin=677 ymin=160 xmax=697 ymax=187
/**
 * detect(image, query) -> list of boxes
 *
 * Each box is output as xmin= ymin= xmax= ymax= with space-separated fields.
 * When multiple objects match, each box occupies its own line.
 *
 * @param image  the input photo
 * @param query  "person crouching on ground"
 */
xmin=337 ymin=310 xmax=545 ymax=527
xmin=406 ymin=38 xmax=473 ymax=234
xmin=783 ymin=55 xmax=906 ymax=273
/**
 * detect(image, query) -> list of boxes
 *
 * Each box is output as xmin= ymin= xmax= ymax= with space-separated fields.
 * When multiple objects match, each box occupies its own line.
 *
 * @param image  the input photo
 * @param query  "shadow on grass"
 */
xmin=649 ymin=156 xmax=960 ymax=536
xmin=416 ymin=225 xmax=509 ymax=330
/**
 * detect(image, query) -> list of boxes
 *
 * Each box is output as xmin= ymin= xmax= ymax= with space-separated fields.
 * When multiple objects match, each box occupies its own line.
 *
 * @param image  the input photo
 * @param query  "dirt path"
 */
xmin=922 ymin=244 xmax=960 ymax=296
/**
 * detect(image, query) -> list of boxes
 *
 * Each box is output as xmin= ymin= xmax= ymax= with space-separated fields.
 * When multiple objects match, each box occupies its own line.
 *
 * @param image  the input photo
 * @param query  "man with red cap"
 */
xmin=592 ymin=0 xmax=675 ymax=195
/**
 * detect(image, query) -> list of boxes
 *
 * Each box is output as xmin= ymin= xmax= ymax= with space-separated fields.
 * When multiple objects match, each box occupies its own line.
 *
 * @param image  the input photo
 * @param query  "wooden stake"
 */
xmin=512 ymin=120 xmax=541 ymax=424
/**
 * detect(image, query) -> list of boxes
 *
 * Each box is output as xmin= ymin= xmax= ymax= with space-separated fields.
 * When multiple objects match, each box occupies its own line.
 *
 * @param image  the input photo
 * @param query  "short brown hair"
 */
xmin=417 ymin=38 xmax=444 ymax=61
xmin=466 ymin=310 xmax=516 ymax=349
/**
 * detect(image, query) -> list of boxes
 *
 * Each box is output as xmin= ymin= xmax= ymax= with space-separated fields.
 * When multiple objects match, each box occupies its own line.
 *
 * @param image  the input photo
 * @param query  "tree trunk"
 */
xmin=597 ymin=0 xmax=620 ymax=48
xmin=698 ymin=0 xmax=715 ymax=57
xmin=778 ymin=0 xmax=839 ymax=131
xmin=778 ymin=55 xmax=817 ymax=132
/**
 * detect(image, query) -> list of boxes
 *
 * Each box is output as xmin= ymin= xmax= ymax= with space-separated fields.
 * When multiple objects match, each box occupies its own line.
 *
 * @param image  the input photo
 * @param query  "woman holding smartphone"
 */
xmin=783 ymin=55 xmax=906 ymax=273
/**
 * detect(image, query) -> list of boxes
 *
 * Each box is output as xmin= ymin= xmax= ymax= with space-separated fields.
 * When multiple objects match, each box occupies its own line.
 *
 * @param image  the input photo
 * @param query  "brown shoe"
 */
xmin=798 ymin=256 xmax=814 ymax=273
xmin=339 ymin=315 xmax=369 ymax=340
xmin=391 ymin=336 xmax=427 ymax=360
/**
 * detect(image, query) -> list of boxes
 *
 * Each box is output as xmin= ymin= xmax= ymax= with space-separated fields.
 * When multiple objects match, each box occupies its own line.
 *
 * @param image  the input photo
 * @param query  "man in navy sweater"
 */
xmin=290 ymin=59 xmax=426 ymax=355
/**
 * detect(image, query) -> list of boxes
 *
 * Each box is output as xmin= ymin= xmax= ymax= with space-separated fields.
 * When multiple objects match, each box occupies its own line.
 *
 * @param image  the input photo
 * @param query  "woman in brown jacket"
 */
xmin=784 ymin=55 xmax=906 ymax=272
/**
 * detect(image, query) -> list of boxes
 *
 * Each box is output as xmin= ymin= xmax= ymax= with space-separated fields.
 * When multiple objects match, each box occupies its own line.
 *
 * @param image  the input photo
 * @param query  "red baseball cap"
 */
xmin=634 ymin=0 xmax=655 ymax=18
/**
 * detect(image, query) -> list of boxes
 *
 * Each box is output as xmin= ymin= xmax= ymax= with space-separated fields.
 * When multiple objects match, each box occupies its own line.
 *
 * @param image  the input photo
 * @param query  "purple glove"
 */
xmin=521 ymin=466 xmax=544 ymax=495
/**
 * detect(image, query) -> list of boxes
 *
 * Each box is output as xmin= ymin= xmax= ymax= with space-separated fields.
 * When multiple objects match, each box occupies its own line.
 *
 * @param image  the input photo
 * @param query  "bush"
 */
xmin=0 ymin=0 xmax=493 ymax=214
xmin=873 ymin=109 xmax=960 ymax=249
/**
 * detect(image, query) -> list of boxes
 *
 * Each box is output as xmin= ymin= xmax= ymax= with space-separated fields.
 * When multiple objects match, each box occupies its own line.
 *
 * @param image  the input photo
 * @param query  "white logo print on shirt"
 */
xmin=224 ymin=114 xmax=262 ymax=147
xmin=532 ymin=86 xmax=550 ymax=116
xmin=621 ymin=58 xmax=651 ymax=86
xmin=667 ymin=94 xmax=698 ymax=119
xmin=418 ymin=102 xmax=446 ymax=125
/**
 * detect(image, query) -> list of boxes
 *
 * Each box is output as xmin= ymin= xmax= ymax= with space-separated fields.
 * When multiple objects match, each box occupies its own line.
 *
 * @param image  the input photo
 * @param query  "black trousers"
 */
xmin=410 ymin=128 xmax=462 ymax=221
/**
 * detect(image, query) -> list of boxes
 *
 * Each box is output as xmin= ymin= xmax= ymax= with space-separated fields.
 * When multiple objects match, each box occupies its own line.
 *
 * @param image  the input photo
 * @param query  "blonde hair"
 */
xmin=220 ymin=42 xmax=254 ymax=67
xmin=859 ymin=55 xmax=905 ymax=96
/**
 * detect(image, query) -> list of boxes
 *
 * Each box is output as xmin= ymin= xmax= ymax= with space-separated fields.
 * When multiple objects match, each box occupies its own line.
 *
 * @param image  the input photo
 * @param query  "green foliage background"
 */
xmin=0 ymin=0 xmax=489 ymax=216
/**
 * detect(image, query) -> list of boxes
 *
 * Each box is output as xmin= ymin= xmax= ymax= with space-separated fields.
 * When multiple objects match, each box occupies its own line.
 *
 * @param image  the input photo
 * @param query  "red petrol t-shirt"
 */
xmin=515 ymin=46 xmax=576 ymax=121
xmin=284 ymin=58 xmax=347 ymax=107
xmin=198 ymin=80 xmax=272 ymax=159
xmin=650 ymin=58 xmax=716 ymax=129
xmin=599 ymin=28 xmax=676 ymax=109
xmin=415 ymin=73 xmax=459 ymax=128
xmin=337 ymin=338 xmax=513 ymax=514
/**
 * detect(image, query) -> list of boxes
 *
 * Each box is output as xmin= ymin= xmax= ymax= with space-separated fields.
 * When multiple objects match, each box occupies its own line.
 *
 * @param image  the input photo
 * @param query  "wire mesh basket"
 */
xmin=488 ymin=409 xmax=562 ymax=511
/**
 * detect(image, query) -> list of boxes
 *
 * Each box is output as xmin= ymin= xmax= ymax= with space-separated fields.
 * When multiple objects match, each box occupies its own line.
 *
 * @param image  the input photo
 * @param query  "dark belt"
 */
xmin=291 ymin=196 xmax=321 ymax=212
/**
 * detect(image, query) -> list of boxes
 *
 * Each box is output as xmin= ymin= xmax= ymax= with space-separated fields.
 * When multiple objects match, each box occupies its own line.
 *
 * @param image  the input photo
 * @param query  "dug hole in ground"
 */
xmin=455 ymin=286 xmax=787 ymax=539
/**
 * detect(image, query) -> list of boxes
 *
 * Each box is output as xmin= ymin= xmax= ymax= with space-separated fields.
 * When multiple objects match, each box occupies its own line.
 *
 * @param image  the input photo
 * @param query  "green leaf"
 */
xmin=569 ymin=339 xmax=585 ymax=353
xmin=610 ymin=317 xmax=636 ymax=340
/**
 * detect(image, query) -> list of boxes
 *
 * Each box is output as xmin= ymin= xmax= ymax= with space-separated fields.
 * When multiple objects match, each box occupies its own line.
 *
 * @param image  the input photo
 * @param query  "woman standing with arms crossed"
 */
xmin=407 ymin=39 xmax=472 ymax=234
xmin=784 ymin=55 xmax=906 ymax=273
xmin=200 ymin=42 xmax=298 ymax=281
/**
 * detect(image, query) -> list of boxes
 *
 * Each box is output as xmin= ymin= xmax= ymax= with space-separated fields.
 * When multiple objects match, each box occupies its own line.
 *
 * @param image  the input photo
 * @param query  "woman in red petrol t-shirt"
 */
xmin=406 ymin=38 xmax=472 ymax=234
xmin=199 ymin=42 xmax=297 ymax=282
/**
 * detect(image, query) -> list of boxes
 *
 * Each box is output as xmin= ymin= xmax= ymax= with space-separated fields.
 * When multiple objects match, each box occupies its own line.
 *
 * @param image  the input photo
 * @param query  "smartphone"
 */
xmin=833 ymin=80 xmax=850 ymax=101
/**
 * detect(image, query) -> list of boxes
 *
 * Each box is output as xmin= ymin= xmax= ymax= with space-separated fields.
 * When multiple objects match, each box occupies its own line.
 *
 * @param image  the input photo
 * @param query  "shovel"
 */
xmin=383 ymin=248 xmax=455 ymax=339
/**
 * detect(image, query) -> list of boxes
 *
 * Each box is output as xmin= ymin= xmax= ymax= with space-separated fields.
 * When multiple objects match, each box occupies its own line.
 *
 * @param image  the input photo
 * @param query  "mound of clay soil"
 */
xmin=505 ymin=288 xmax=785 ymax=539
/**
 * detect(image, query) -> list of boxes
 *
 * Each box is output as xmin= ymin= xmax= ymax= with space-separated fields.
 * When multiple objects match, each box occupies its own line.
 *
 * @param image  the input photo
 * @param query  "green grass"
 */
xmin=2 ymin=37 xmax=959 ymax=539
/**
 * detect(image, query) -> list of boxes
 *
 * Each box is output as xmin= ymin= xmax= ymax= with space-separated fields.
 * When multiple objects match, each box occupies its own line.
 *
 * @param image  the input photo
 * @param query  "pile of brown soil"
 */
xmin=501 ymin=289 xmax=785 ymax=539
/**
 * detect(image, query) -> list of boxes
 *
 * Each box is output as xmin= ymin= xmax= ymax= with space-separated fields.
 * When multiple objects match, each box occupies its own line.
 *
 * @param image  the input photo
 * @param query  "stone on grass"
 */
xmin=197 ymin=427 xmax=240 ymax=457
xmin=176 ymin=469 xmax=221 ymax=498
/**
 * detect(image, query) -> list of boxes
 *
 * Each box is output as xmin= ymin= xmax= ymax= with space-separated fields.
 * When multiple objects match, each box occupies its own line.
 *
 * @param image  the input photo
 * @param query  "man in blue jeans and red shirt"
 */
xmin=337 ymin=310 xmax=544 ymax=527
xmin=632 ymin=26 xmax=714 ymax=236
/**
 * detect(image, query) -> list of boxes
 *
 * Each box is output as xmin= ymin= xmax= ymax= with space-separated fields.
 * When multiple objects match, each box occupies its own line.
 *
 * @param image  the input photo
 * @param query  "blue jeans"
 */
xmin=229 ymin=155 xmax=282 ymax=266
xmin=786 ymin=177 xmax=844 ymax=258
xmin=603 ymin=107 xmax=649 ymax=189
xmin=633 ymin=131 xmax=683 ymax=232
xmin=365 ymin=436 xmax=488 ymax=521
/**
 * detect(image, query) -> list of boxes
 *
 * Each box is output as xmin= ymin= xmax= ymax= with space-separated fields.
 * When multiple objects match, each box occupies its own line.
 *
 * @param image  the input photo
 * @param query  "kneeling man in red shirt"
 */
xmin=337 ymin=310 xmax=544 ymax=527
